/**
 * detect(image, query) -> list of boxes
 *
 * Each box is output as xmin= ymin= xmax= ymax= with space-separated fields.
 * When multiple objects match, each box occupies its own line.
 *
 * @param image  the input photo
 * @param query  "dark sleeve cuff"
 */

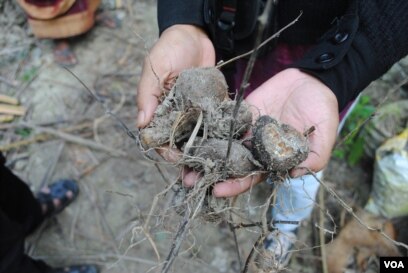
xmin=292 ymin=0 xmax=408 ymax=112
xmin=296 ymin=30 xmax=384 ymax=112
xmin=158 ymin=0 xmax=205 ymax=35
xmin=291 ymin=9 xmax=382 ymax=112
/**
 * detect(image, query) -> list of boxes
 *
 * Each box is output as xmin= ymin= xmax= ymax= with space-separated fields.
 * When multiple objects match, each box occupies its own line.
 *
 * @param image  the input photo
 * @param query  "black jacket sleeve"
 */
xmin=294 ymin=0 xmax=408 ymax=111
xmin=157 ymin=0 xmax=408 ymax=112
xmin=158 ymin=0 xmax=205 ymax=35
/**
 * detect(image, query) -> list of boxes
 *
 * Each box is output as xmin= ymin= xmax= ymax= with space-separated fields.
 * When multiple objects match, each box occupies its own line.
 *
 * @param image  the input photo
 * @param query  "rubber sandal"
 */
xmin=51 ymin=265 xmax=99 ymax=273
xmin=36 ymin=179 xmax=79 ymax=218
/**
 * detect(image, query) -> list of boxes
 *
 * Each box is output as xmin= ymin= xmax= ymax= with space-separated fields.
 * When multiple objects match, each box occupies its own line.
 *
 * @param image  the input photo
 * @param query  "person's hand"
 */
xmin=136 ymin=24 xmax=216 ymax=128
xmin=210 ymin=68 xmax=339 ymax=197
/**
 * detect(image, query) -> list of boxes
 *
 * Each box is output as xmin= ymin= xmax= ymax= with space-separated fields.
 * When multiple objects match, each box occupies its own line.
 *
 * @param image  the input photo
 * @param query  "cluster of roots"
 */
xmin=139 ymin=67 xmax=310 ymax=221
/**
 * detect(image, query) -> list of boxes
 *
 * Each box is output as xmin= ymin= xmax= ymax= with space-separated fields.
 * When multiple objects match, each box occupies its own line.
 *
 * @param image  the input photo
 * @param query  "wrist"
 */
xmin=161 ymin=24 xmax=215 ymax=67
xmin=162 ymin=24 xmax=209 ymax=41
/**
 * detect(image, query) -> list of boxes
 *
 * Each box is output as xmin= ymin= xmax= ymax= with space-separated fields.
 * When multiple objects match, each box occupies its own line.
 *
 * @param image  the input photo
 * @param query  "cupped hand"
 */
xmin=211 ymin=68 xmax=339 ymax=197
xmin=136 ymin=24 xmax=216 ymax=128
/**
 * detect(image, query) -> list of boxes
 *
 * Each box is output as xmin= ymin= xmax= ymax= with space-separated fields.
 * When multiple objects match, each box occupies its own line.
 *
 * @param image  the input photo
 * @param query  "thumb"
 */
xmin=136 ymin=58 xmax=169 ymax=128
xmin=289 ymin=127 xmax=334 ymax=178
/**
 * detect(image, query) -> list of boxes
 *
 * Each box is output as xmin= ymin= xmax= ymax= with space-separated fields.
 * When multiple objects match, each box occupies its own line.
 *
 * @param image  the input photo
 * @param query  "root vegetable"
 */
xmin=184 ymin=137 xmax=260 ymax=177
xmin=139 ymin=67 xmax=253 ymax=152
xmin=174 ymin=67 xmax=229 ymax=110
xmin=209 ymin=100 xmax=253 ymax=139
xmin=140 ymin=109 xmax=201 ymax=148
xmin=140 ymin=67 xmax=311 ymax=229
xmin=140 ymin=66 xmax=313 ymax=273
xmin=252 ymin=115 xmax=309 ymax=175
xmin=140 ymin=67 xmax=310 ymax=179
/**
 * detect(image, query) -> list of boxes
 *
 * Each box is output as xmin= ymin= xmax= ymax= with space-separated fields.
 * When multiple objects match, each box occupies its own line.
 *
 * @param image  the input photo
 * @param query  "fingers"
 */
xmin=290 ymin=119 xmax=338 ymax=178
xmin=290 ymin=131 xmax=326 ymax=177
xmin=182 ymin=167 xmax=201 ymax=187
xmin=136 ymin=56 xmax=168 ymax=128
xmin=290 ymin=152 xmax=324 ymax=177
xmin=136 ymin=96 xmax=158 ymax=128
xmin=181 ymin=167 xmax=265 ymax=198
xmin=136 ymin=25 xmax=215 ymax=129
xmin=136 ymin=28 xmax=180 ymax=128
xmin=213 ymin=173 xmax=264 ymax=197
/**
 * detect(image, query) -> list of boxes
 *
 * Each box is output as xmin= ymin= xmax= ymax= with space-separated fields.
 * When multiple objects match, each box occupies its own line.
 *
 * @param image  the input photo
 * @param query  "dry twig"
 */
xmin=18 ymin=121 xmax=126 ymax=156
xmin=302 ymin=168 xmax=408 ymax=251
xmin=223 ymin=0 xmax=276 ymax=179
xmin=318 ymin=187 xmax=329 ymax=273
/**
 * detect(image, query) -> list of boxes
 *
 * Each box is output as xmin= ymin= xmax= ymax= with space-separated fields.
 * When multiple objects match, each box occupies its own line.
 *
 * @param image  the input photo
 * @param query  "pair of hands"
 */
xmin=137 ymin=25 xmax=339 ymax=197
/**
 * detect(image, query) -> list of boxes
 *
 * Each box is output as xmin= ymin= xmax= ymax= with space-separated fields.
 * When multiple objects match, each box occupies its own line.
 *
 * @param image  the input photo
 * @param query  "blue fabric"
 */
xmin=272 ymin=172 xmax=322 ymax=232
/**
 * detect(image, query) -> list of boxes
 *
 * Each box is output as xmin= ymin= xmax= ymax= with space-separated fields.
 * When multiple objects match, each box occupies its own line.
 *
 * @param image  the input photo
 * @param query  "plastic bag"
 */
xmin=363 ymin=100 xmax=408 ymax=158
xmin=365 ymin=129 xmax=408 ymax=218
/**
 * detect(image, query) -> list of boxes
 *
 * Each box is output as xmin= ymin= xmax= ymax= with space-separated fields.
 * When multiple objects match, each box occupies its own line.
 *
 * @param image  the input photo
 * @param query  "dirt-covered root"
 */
xmin=170 ymin=180 xmax=228 ymax=223
xmin=253 ymin=245 xmax=283 ymax=273
xmin=200 ymin=194 xmax=229 ymax=223
xmin=139 ymin=108 xmax=201 ymax=149
xmin=208 ymin=100 xmax=253 ymax=139
xmin=140 ymin=67 xmax=312 ymax=232
xmin=174 ymin=67 xmax=229 ymax=110
xmin=170 ymin=183 xmax=188 ymax=216
xmin=183 ymin=137 xmax=261 ymax=178
xmin=252 ymin=115 xmax=309 ymax=175
xmin=139 ymin=67 xmax=254 ymax=150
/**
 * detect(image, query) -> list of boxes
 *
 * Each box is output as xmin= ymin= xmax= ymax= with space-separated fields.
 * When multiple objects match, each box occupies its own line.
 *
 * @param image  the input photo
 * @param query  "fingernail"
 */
xmin=137 ymin=110 xmax=145 ymax=127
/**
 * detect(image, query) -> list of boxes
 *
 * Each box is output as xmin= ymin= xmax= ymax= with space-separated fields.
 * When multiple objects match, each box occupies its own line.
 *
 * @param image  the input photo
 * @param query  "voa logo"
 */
xmin=384 ymin=260 xmax=405 ymax=269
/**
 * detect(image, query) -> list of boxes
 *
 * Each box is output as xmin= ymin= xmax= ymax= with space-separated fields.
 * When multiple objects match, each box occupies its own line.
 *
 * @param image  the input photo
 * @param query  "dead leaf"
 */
xmin=326 ymin=210 xmax=400 ymax=273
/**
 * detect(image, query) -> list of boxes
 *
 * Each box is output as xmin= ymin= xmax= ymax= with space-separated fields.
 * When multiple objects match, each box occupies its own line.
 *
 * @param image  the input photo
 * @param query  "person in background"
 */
xmin=0 ymin=152 xmax=98 ymax=273
xmin=136 ymin=0 xmax=408 ymax=269
xmin=16 ymin=0 xmax=101 ymax=66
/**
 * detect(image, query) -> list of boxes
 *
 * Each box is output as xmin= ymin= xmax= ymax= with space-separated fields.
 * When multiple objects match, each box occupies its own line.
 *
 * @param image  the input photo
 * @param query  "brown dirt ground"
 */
xmin=1 ymin=1 xmax=407 ymax=272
